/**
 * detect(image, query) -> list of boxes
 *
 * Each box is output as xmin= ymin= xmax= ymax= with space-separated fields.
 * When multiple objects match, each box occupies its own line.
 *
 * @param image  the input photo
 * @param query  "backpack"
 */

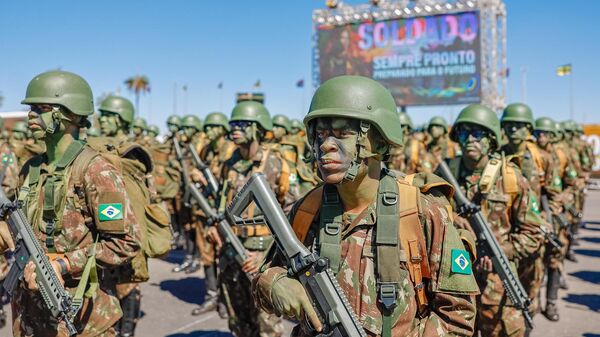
xmin=83 ymin=139 xmax=171 ymax=269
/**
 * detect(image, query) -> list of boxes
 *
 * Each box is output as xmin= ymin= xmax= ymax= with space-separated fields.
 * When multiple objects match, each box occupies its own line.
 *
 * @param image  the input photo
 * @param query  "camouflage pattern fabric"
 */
xmin=388 ymin=136 xmax=434 ymax=174
xmin=12 ymin=150 xmax=141 ymax=337
xmin=452 ymin=156 xmax=543 ymax=337
xmin=255 ymin=173 xmax=479 ymax=337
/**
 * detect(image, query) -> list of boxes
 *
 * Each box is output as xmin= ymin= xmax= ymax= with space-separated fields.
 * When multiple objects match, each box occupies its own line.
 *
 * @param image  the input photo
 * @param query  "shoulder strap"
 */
xmin=525 ymin=141 xmax=545 ymax=175
xmin=291 ymin=185 xmax=323 ymax=242
xmin=501 ymin=154 xmax=519 ymax=195
xmin=480 ymin=156 xmax=503 ymax=194
xmin=71 ymin=146 xmax=101 ymax=188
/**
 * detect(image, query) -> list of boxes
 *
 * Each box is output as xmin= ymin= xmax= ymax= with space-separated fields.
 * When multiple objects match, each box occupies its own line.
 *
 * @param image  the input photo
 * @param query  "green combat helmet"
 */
xmin=398 ymin=112 xmax=413 ymax=130
xmin=167 ymin=115 xmax=181 ymax=128
xmin=98 ymin=95 xmax=135 ymax=124
xmin=181 ymin=115 xmax=203 ymax=130
xmin=12 ymin=121 xmax=29 ymax=134
xmin=304 ymin=75 xmax=402 ymax=146
xmin=576 ymin=123 xmax=584 ymax=135
xmin=428 ymin=116 xmax=449 ymax=133
xmin=230 ymin=101 xmax=273 ymax=131
xmin=450 ymin=104 xmax=502 ymax=150
xmin=272 ymin=114 xmax=292 ymax=133
xmin=133 ymin=117 xmax=148 ymax=130
xmin=304 ymin=75 xmax=402 ymax=181
xmin=290 ymin=119 xmax=306 ymax=133
xmin=204 ymin=112 xmax=230 ymax=131
xmin=534 ymin=117 xmax=557 ymax=134
xmin=501 ymin=103 xmax=534 ymax=127
xmin=147 ymin=125 xmax=160 ymax=137
xmin=22 ymin=70 xmax=94 ymax=116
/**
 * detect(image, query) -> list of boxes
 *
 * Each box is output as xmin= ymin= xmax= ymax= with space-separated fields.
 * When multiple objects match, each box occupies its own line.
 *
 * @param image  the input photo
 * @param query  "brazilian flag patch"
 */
xmin=98 ymin=203 xmax=123 ymax=221
xmin=1 ymin=154 xmax=12 ymax=165
xmin=530 ymin=196 xmax=541 ymax=215
xmin=451 ymin=249 xmax=471 ymax=275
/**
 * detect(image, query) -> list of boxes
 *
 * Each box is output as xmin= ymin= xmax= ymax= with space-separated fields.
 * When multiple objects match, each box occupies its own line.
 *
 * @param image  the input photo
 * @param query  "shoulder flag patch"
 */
xmin=99 ymin=203 xmax=123 ymax=221
xmin=451 ymin=249 xmax=471 ymax=275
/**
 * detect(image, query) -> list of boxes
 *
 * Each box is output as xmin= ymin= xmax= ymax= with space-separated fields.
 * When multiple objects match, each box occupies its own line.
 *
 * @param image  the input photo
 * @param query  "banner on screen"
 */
xmin=317 ymin=11 xmax=481 ymax=106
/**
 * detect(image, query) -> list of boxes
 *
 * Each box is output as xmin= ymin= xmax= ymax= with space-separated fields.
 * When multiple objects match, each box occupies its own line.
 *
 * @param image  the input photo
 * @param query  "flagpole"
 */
xmin=173 ymin=82 xmax=177 ymax=115
xmin=301 ymin=86 xmax=306 ymax=117
xmin=219 ymin=86 xmax=223 ymax=112
xmin=569 ymin=68 xmax=574 ymax=120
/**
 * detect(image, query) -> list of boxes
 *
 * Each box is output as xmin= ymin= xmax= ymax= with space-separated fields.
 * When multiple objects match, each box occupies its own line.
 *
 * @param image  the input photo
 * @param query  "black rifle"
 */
xmin=227 ymin=173 xmax=367 ymax=337
xmin=188 ymin=143 xmax=219 ymax=199
xmin=540 ymin=195 xmax=563 ymax=250
xmin=0 ymin=190 xmax=79 ymax=336
xmin=173 ymin=139 xmax=249 ymax=269
xmin=436 ymin=161 xmax=534 ymax=329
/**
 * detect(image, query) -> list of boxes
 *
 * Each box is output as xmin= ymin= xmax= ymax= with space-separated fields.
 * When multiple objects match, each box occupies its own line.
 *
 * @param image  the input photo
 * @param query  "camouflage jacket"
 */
xmin=199 ymin=137 xmax=236 ymax=183
xmin=13 ymin=145 xmax=141 ymax=337
xmin=389 ymin=137 xmax=434 ymax=174
xmin=450 ymin=156 xmax=543 ymax=306
xmin=12 ymin=139 xmax=46 ymax=168
xmin=255 ymin=172 xmax=479 ymax=337
xmin=427 ymin=137 xmax=460 ymax=162
xmin=0 ymin=141 xmax=20 ymax=200
xmin=502 ymin=140 xmax=543 ymax=198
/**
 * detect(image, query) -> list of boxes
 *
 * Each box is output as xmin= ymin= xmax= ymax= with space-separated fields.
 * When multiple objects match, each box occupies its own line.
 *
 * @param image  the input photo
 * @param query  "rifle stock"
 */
xmin=0 ymin=189 xmax=79 ymax=336
xmin=227 ymin=173 xmax=367 ymax=337
xmin=436 ymin=161 xmax=534 ymax=329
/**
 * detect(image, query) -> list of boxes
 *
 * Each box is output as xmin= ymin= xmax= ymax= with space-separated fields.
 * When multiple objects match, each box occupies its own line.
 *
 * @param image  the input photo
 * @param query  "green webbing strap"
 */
xmin=73 ymin=238 xmax=99 ymax=311
xmin=318 ymin=184 xmax=344 ymax=273
xmin=376 ymin=172 xmax=402 ymax=337
xmin=41 ymin=141 xmax=87 ymax=252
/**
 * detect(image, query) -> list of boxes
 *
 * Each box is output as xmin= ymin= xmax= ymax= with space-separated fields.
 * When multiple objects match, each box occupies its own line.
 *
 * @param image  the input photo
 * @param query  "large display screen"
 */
xmin=317 ymin=11 xmax=481 ymax=106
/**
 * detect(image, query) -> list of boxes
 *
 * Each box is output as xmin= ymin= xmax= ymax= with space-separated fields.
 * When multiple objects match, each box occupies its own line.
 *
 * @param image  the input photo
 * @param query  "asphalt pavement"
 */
xmin=1 ymin=190 xmax=600 ymax=336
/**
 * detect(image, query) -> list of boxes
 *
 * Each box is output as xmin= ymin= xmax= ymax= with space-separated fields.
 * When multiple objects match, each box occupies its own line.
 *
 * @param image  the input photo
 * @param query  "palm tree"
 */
xmin=124 ymin=75 xmax=150 ymax=114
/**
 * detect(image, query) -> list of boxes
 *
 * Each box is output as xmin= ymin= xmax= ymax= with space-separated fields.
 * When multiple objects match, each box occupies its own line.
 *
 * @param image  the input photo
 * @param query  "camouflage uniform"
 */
xmin=219 ymin=145 xmax=285 ymax=337
xmin=449 ymin=155 xmax=543 ymax=337
xmin=13 ymin=145 xmax=141 ymax=337
xmin=389 ymin=136 xmax=435 ymax=174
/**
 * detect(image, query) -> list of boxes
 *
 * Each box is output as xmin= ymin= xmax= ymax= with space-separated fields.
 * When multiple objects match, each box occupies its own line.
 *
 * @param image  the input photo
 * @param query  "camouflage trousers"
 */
xmin=477 ymin=303 xmax=525 ymax=337
xmin=545 ymin=228 xmax=569 ymax=270
xmin=220 ymin=255 xmax=283 ymax=337
xmin=517 ymin=247 xmax=545 ymax=315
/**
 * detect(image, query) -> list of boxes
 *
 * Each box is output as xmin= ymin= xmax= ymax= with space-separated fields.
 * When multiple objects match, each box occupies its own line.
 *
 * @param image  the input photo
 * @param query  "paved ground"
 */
xmin=1 ymin=191 xmax=600 ymax=336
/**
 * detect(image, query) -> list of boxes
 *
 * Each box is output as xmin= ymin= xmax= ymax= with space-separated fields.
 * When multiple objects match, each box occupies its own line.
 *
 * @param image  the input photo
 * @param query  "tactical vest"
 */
xmin=291 ymin=171 xmax=431 ymax=337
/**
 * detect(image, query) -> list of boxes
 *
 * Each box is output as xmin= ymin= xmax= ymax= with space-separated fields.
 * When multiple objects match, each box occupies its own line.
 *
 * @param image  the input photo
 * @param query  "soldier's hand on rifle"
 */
xmin=477 ymin=256 xmax=493 ymax=273
xmin=242 ymin=251 xmax=262 ymax=274
xmin=206 ymin=226 xmax=222 ymax=250
xmin=190 ymin=169 xmax=207 ymax=186
xmin=0 ymin=221 xmax=14 ymax=254
xmin=24 ymin=259 xmax=65 ymax=291
xmin=270 ymin=273 xmax=323 ymax=332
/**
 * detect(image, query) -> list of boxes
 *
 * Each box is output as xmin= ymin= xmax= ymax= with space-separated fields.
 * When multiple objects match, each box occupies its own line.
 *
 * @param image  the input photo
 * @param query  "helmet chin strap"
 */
xmin=342 ymin=121 xmax=379 ymax=182
xmin=40 ymin=107 xmax=63 ymax=135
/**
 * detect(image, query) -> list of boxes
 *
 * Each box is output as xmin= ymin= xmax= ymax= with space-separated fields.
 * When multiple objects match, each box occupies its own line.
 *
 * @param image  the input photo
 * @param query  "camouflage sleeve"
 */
xmin=420 ymin=193 xmax=478 ymax=336
xmin=0 ymin=145 xmax=20 ymax=200
xmin=506 ymin=170 xmax=543 ymax=261
xmin=65 ymin=156 xmax=141 ymax=273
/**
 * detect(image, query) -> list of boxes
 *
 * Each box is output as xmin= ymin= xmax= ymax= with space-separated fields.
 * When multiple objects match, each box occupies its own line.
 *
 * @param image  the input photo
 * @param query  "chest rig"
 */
xmin=292 ymin=170 xmax=431 ymax=337
xmin=19 ymin=140 xmax=87 ymax=253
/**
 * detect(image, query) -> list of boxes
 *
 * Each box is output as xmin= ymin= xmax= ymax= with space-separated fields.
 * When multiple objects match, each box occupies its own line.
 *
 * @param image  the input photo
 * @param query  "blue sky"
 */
xmin=1 ymin=0 xmax=598 ymax=133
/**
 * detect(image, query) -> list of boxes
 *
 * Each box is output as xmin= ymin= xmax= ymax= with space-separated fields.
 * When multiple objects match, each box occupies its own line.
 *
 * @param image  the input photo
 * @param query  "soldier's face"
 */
xmin=272 ymin=126 xmax=287 ymax=140
xmin=428 ymin=125 xmax=445 ymax=139
xmin=133 ymin=126 xmax=144 ymax=136
xmin=311 ymin=117 xmax=361 ymax=184
xmin=99 ymin=113 xmax=119 ymax=136
xmin=229 ymin=121 xmax=256 ymax=145
xmin=27 ymin=104 xmax=56 ymax=140
xmin=456 ymin=124 xmax=492 ymax=161
xmin=502 ymin=121 xmax=531 ymax=145
xmin=167 ymin=123 xmax=180 ymax=134
xmin=11 ymin=131 xmax=26 ymax=141
xmin=534 ymin=130 xmax=550 ymax=147
xmin=183 ymin=126 xmax=197 ymax=139
xmin=205 ymin=125 xmax=224 ymax=141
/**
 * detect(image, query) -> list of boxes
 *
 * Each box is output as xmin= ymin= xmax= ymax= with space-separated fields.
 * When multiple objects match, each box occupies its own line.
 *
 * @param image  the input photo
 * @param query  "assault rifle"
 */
xmin=227 ymin=173 xmax=367 ymax=337
xmin=436 ymin=161 xmax=534 ymax=329
xmin=173 ymin=139 xmax=250 ymax=268
xmin=188 ymin=143 xmax=219 ymax=199
xmin=0 ymin=189 xmax=79 ymax=336
xmin=540 ymin=195 xmax=563 ymax=250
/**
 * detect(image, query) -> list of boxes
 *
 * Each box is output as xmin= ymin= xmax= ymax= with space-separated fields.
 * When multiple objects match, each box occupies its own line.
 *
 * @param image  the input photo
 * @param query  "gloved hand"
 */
xmin=270 ymin=273 xmax=323 ymax=332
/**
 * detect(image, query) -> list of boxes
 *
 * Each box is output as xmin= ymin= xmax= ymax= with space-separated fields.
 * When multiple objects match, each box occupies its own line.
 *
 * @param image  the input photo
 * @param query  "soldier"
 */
xmin=94 ymin=95 xmax=149 ymax=337
xmin=446 ymin=104 xmax=543 ymax=337
xmin=500 ymin=103 xmax=549 ymax=319
xmin=189 ymin=112 xmax=236 ymax=316
xmin=253 ymin=76 xmax=479 ymax=337
xmin=533 ymin=117 xmax=569 ymax=322
xmin=388 ymin=112 xmax=433 ymax=174
xmin=289 ymin=119 xmax=305 ymax=137
xmin=207 ymin=101 xmax=286 ymax=337
xmin=131 ymin=117 xmax=147 ymax=144
xmin=561 ymin=121 xmax=584 ymax=263
xmin=10 ymin=120 xmax=46 ymax=167
xmin=163 ymin=115 xmax=184 ymax=249
xmin=426 ymin=115 xmax=459 ymax=161
xmin=14 ymin=70 xmax=140 ymax=336
xmin=172 ymin=114 xmax=204 ymax=274
xmin=147 ymin=125 xmax=159 ymax=139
